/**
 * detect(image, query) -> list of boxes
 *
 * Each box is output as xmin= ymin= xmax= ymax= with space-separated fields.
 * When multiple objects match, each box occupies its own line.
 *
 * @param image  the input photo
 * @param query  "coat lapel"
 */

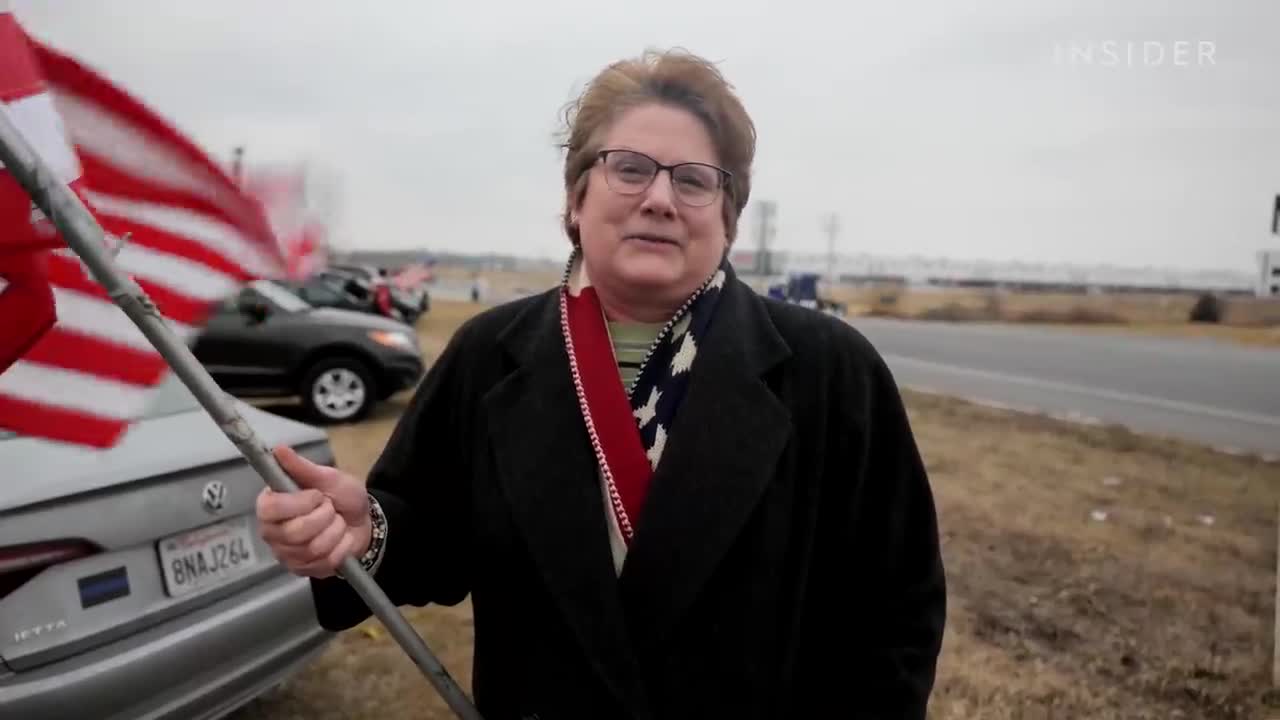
xmin=618 ymin=275 xmax=793 ymax=650
xmin=482 ymin=291 xmax=651 ymax=716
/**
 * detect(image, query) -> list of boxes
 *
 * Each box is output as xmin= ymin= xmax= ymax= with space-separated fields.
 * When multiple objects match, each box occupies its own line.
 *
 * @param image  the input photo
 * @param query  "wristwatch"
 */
xmin=337 ymin=494 xmax=387 ymax=579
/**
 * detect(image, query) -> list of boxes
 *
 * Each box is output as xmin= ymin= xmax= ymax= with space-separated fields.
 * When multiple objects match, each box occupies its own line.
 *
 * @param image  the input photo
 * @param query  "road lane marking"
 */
xmin=882 ymin=353 xmax=1280 ymax=429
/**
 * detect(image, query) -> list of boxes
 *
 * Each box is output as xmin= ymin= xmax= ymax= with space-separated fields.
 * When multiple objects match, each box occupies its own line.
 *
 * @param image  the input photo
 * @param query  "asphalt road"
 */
xmin=425 ymin=283 xmax=1279 ymax=457
xmin=849 ymin=317 xmax=1280 ymax=458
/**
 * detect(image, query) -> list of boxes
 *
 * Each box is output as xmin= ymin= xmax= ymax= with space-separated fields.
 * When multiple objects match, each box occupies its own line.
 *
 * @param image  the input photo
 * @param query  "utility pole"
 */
xmin=822 ymin=212 xmax=840 ymax=283
xmin=1262 ymin=194 xmax=1280 ymax=298
xmin=230 ymin=145 xmax=245 ymax=185
xmin=755 ymin=200 xmax=777 ymax=276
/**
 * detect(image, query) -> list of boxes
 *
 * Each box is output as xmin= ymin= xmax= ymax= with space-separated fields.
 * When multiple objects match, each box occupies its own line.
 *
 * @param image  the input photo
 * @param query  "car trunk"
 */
xmin=0 ymin=402 xmax=331 ymax=674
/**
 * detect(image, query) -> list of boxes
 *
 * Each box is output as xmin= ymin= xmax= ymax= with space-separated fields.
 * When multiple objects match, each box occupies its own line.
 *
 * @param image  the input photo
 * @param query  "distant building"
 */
xmin=1259 ymin=250 xmax=1280 ymax=297
xmin=734 ymin=249 xmax=1256 ymax=295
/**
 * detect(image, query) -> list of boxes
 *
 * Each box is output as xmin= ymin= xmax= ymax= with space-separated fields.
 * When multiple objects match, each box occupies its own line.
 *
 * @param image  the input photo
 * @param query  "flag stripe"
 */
xmin=0 ymin=13 xmax=43 ymax=103
xmin=104 ymin=216 xmax=254 ymax=286
xmin=113 ymin=243 xmax=241 ymax=303
xmin=21 ymin=327 xmax=169 ymax=386
xmin=37 ymin=42 xmax=270 ymax=232
xmin=90 ymin=191 xmax=280 ymax=278
xmin=0 ymin=360 xmax=156 ymax=420
xmin=76 ymin=151 xmax=252 ymax=237
xmin=50 ymin=288 xmax=197 ymax=352
xmin=44 ymin=255 xmax=216 ymax=327
xmin=54 ymin=92 xmax=227 ymax=198
xmin=98 ymin=225 xmax=263 ymax=287
xmin=3 ymin=92 xmax=80 ymax=182
xmin=0 ymin=394 xmax=126 ymax=448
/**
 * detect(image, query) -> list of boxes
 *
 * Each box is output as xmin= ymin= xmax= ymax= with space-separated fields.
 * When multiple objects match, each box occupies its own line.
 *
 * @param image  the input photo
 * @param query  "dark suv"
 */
xmin=191 ymin=280 xmax=425 ymax=422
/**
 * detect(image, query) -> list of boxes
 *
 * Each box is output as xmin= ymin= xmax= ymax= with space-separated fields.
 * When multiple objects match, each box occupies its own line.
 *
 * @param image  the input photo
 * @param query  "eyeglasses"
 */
xmin=596 ymin=149 xmax=731 ymax=208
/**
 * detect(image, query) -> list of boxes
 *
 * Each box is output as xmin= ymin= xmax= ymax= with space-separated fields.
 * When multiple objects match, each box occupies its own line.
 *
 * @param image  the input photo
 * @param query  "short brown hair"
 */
xmin=557 ymin=48 xmax=756 ymax=246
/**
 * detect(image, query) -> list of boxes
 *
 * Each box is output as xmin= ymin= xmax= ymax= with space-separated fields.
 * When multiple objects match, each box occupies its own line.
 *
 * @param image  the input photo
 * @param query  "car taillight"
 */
xmin=0 ymin=540 xmax=99 ymax=601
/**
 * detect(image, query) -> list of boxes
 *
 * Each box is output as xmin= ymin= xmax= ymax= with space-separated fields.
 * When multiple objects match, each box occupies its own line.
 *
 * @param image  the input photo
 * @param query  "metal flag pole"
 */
xmin=0 ymin=111 xmax=483 ymax=720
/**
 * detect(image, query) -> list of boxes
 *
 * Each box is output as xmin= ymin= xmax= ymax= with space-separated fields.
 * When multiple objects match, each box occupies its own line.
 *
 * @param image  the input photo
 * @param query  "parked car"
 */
xmin=325 ymin=264 xmax=426 ymax=324
xmin=191 ymin=279 xmax=425 ymax=423
xmin=766 ymin=272 xmax=847 ymax=316
xmin=282 ymin=274 xmax=377 ymax=316
xmin=0 ymin=374 xmax=335 ymax=719
xmin=293 ymin=269 xmax=429 ymax=324
xmin=388 ymin=263 xmax=434 ymax=316
xmin=393 ymin=282 xmax=430 ymax=319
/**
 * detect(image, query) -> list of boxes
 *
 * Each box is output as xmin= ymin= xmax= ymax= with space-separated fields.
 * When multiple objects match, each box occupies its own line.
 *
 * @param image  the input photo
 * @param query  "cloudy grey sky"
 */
xmin=14 ymin=0 xmax=1280 ymax=273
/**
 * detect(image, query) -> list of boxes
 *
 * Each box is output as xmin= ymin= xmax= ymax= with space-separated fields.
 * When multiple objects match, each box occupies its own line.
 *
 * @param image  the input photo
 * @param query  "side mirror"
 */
xmin=237 ymin=297 xmax=269 ymax=324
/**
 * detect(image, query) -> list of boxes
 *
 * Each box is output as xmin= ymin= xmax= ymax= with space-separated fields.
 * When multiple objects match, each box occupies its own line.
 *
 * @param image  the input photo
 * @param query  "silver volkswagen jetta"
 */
xmin=0 ymin=375 xmax=335 ymax=719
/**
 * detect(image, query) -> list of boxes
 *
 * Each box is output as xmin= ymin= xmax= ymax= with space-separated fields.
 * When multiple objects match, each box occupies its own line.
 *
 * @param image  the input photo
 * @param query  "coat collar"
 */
xmin=482 ymin=265 xmax=792 ymax=709
xmin=616 ymin=268 xmax=792 ymax=651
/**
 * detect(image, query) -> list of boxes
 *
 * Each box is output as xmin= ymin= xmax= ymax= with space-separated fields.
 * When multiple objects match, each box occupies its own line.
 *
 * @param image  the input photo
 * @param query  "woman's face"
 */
xmin=573 ymin=103 xmax=728 ymax=311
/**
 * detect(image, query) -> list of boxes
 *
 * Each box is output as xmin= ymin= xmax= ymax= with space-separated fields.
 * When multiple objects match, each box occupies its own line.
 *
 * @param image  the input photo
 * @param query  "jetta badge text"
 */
xmin=13 ymin=619 xmax=67 ymax=644
xmin=201 ymin=480 xmax=228 ymax=513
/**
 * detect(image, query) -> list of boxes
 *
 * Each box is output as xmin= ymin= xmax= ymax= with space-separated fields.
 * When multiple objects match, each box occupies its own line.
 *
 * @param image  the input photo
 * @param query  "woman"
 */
xmin=257 ymin=49 xmax=946 ymax=719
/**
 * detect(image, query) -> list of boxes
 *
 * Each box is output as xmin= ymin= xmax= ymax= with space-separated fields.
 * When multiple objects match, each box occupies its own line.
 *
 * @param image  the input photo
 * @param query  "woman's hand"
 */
xmin=256 ymin=445 xmax=373 ymax=578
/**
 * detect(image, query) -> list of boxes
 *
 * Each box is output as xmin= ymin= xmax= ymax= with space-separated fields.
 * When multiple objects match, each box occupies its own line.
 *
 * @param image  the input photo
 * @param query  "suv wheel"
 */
xmin=301 ymin=357 xmax=376 ymax=423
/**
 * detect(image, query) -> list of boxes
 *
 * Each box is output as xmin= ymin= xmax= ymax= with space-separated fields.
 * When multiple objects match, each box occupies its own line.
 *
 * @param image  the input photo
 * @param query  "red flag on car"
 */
xmin=0 ymin=12 xmax=287 ymax=447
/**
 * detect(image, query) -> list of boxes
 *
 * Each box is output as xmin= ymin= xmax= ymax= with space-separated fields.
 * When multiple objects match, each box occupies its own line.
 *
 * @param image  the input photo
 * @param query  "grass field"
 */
xmin=232 ymin=299 xmax=1280 ymax=720
xmin=433 ymin=266 xmax=1280 ymax=347
xmin=825 ymin=285 xmax=1280 ymax=348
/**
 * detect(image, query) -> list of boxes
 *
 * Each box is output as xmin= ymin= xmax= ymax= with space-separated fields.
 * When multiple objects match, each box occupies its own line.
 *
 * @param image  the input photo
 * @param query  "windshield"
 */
xmin=251 ymin=279 xmax=313 ymax=313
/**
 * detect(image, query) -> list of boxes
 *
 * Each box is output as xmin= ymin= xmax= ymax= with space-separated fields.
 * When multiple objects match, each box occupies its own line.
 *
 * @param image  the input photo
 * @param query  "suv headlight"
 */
xmin=368 ymin=330 xmax=417 ymax=352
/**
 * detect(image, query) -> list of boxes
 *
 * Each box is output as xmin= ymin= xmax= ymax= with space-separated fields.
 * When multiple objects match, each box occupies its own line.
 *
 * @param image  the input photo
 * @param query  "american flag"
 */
xmin=0 ymin=6 xmax=79 ymax=381
xmin=244 ymin=166 xmax=329 ymax=279
xmin=0 ymin=12 xmax=288 ymax=448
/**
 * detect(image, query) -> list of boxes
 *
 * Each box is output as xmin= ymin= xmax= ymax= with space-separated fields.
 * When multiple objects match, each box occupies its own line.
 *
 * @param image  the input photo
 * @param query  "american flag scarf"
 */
xmin=559 ymin=248 xmax=728 ymax=545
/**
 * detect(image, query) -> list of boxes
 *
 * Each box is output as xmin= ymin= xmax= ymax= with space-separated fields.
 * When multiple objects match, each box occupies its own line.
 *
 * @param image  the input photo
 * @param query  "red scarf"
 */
xmin=561 ymin=286 xmax=652 ymax=544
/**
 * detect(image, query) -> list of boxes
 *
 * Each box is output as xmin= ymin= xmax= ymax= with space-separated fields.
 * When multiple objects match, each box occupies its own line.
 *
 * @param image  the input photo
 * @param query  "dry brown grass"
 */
xmin=827 ymin=285 xmax=1280 ymax=348
xmin=429 ymin=265 xmax=561 ymax=301
xmin=913 ymin=392 xmax=1280 ymax=720
xmin=232 ymin=299 xmax=1280 ymax=720
xmin=1030 ymin=322 xmax=1280 ymax=349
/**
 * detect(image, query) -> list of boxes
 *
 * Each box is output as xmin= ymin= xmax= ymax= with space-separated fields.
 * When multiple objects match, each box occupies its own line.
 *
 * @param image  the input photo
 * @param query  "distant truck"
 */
xmin=766 ymin=272 xmax=847 ymax=316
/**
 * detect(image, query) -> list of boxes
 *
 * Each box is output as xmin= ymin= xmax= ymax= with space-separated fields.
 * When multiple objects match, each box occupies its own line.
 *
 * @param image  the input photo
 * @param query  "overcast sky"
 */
xmin=14 ymin=0 xmax=1280 ymax=273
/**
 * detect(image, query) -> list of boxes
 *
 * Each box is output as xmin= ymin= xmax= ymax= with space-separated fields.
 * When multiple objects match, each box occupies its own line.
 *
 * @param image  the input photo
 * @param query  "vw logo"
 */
xmin=201 ymin=481 xmax=228 ymax=513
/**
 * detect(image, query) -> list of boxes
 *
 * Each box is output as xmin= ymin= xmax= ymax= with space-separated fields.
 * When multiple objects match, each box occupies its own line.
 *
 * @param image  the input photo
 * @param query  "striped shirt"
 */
xmin=607 ymin=321 xmax=664 ymax=394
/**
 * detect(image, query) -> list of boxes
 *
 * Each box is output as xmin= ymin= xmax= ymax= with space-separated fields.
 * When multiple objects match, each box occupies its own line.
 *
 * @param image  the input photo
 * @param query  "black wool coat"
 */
xmin=310 ymin=268 xmax=947 ymax=720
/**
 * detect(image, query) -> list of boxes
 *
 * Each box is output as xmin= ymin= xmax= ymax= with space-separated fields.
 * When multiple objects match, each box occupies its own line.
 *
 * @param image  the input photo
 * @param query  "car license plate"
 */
xmin=158 ymin=516 xmax=259 ymax=597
